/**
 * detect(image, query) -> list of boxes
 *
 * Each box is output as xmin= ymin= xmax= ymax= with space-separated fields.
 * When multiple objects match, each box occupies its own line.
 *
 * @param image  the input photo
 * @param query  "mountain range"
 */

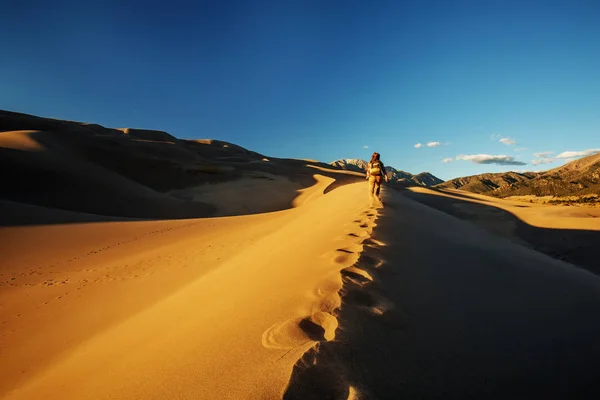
xmin=435 ymin=152 xmax=600 ymax=199
xmin=330 ymin=159 xmax=444 ymax=187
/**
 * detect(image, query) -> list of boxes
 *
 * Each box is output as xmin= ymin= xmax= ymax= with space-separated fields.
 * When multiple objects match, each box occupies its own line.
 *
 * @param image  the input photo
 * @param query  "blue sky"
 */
xmin=1 ymin=0 xmax=599 ymax=181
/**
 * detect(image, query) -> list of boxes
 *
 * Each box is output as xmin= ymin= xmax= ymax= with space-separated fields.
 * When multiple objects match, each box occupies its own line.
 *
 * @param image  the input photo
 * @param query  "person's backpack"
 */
xmin=369 ymin=160 xmax=382 ymax=176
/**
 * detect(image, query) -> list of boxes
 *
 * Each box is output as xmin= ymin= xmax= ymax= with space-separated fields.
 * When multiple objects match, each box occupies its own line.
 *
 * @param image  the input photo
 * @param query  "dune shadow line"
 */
xmin=402 ymin=189 xmax=600 ymax=276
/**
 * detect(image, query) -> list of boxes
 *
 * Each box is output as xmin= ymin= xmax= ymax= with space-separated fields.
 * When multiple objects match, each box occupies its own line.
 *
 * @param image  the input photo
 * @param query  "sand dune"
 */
xmin=4 ymin=111 xmax=600 ymax=398
xmin=0 ymin=129 xmax=215 ymax=220
xmin=404 ymin=187 xmax=600 ymax=274
xmin=1 ymin=111 xmax=364 ymax=223
xmin=1 ymin=177 xmax=376 ymax=399
xmin=4 ymin=179 xmax=600 ymax=398
xmin=409 ymin=186 xmax=600 ymax=230
xmin=283 ymin=191 xmax=600 ymax=399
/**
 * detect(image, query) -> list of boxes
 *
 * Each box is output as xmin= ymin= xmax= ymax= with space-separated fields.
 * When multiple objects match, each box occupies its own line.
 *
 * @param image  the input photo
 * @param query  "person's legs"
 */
xmin=374 ymin=176 xmax=382 ymax=200
xmin=368 ymin=176 xmax=376 ymax=200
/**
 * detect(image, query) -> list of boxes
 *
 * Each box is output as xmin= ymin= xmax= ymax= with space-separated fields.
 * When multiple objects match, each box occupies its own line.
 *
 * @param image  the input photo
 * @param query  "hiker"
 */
xmin=366 ymin=152 xmax=389 ymax=203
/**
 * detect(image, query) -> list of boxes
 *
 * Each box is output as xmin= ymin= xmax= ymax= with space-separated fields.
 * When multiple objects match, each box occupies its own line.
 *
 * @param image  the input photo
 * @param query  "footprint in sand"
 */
xmin=336 ymin=248 xmax=354 ymax=254
xmin=340 ymin=267 xmax=373 ymax=286
xmin=262 ymin=312 xmax=338 ymax=350
xmin=342 ymin=288 xmax=408 ymax=330
xmin=283 ymin=347 xmax=357 ymax=400
xmin=333 ymin=247 xmax=361 ymax=264
xmin=363 ymin=218 xmax=376 ymax=226
xmin=298 ymin=318 xmax=328 ymax=341
xmin=356 ymin=254 xmax=384 ymax=270
xmin=361 ymin=238 xmax=386 ymax=247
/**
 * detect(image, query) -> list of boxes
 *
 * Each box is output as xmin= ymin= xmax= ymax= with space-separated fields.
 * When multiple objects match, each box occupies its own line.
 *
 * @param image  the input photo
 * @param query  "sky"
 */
xmin=1 ymin=0 xmax=599 ymax=181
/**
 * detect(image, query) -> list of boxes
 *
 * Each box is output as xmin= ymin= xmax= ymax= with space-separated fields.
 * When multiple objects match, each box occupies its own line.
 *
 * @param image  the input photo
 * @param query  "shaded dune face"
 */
xmin=404 ymin=186 xmax=600 ymax=275
xmin=0 ymin=129 xmax=215 ymax=220
xmin=0 ymin=110 xmax=364 ymax=224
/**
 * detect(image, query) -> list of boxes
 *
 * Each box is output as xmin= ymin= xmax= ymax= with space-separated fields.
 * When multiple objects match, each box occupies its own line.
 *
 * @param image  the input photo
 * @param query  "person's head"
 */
xmin=370 ymin=152 xmax=380 ymax=163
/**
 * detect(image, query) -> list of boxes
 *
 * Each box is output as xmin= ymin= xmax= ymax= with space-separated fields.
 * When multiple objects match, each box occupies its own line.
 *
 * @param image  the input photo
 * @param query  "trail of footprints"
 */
xmin=263 ymin=209 xmax=406 ymax=397
xmin=2 ymin=224 xmax=209 ymax=292
xmin=4 ymin=220 xmax=209 ymax=287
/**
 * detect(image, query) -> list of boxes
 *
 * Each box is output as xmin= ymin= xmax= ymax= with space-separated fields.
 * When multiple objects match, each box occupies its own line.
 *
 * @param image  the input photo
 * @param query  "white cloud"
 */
xmin=490 ymin=134 xmax=501 ymax=140
xmin=363 ymin=145 xmax=369 ymax=149
xmin=442 ymin=158 xmax=453 ymax=163
xmin=499 ymin=137 xmax=516 ymax=145
xmin=531 ymin=158 xmax=555 ymax=165
xmin=533 ymin=151 xmax=553 ymax=158
xmin=456 ymin=154 xmax=527 ymax=166
xmin=415 ymin=141 xmax=442 ymax=148
xmin=555 ymin=148 xmax=600 ymax=159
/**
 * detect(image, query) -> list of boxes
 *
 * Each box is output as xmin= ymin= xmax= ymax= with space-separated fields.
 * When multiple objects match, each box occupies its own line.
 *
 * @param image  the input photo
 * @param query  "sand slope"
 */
xmin=283 ymin=189 xmax=600 ymax=399
xmin=1 ymin=111 xmax=364 ymax=223
xmin=409 ymin=187 xmax=600 ymax=230
xmin=4 ymin=177 xmax=600 ymax=398
xmin=1 ymin=178 xmax=375 ymax=399
xmin=404 ymin=187 xmax=600 ymax=274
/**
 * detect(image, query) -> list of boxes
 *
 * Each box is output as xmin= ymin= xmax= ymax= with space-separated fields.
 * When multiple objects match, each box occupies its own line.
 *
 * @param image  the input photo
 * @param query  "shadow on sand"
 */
xmin=402 ymin=187 xmax=600 ymax=276
xmin=284 ymin=187 xmax=600 ymax=400
xmin=0 ymin=129 xmax=363 ymax=227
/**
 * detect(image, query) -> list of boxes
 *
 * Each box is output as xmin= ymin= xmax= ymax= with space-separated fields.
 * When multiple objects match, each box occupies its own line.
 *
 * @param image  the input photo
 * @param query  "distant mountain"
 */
xmin=413 ymin=172 xmax=445 ymax=187
xmin=435 ymin=152 xmax=600 ymax=198
xmin=435 ymin=171 xmax=540 ymax=194
xmin=330 ymin=159 xmax=368 ymax=173
xmin=329 ymin=159 xmax=444 ymax=187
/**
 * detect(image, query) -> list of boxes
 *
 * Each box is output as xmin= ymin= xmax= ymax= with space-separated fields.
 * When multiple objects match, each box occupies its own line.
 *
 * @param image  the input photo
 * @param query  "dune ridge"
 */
xmin=283 ymin=209 xmax=389 ymax=399
xmin=1 ymin=178 xmax=382 ymax=399
xmin=1 ymin=111 xmax=365 ymax=224
xmin=287 ymin=190 xmax=600 ymax=399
